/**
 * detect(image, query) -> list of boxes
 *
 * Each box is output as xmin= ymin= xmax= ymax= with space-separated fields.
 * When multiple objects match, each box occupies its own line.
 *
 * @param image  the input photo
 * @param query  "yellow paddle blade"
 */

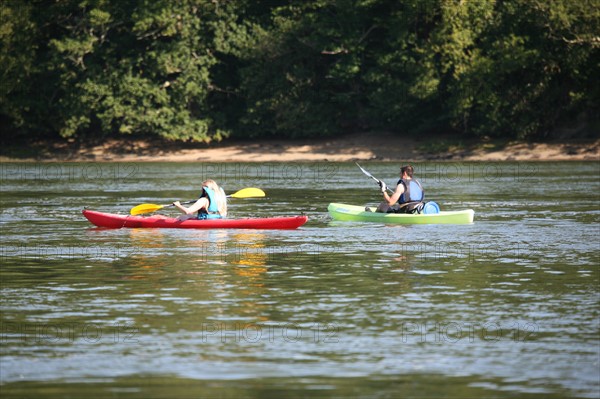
xmin=130 ymin=203 xmax=165 ymax=215
xmin=228 ymin=187 xmax=265 ymax=198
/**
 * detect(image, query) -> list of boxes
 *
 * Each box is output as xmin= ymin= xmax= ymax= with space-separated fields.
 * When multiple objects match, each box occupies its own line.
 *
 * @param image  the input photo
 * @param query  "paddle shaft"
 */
xmin=164 ymin=191 xmax=247 ymax=207
xmin=355 ymin=163 xmax=394 ymax=194
xmin=165 ymin=191 xmax=244 ymax=207
xmin=166 ymin=200 xmax=196 ymax=208
xmin=137 ymin=194 xmax=243 ymax=213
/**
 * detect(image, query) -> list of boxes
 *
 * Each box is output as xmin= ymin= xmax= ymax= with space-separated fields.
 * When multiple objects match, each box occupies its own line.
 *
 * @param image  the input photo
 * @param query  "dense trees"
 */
xmin=1 ymin=0 xmax=597 ymax=142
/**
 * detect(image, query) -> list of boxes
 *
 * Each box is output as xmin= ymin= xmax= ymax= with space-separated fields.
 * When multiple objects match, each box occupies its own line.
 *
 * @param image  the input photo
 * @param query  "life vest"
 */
xmin=198 ymin=187 xmax=223 ymax=220
xmin=397 ymin=179 xmax=424 ymax=204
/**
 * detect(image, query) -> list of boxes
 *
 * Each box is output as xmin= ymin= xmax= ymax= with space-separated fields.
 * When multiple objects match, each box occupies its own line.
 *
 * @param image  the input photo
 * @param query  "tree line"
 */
xmin=1 ymin=0 xmax=598 ymax=143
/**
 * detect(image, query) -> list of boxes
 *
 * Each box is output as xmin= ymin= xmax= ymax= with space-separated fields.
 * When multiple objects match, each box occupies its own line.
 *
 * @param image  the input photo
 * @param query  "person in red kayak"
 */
xmin=173 ymin=179 xmax=228 ymax=220
xmin=375 ymin=165 xmax=425 ymax=214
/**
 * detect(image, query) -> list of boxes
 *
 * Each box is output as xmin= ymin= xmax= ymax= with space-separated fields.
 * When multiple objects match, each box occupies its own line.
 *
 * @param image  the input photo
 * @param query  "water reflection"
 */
xmin=117 ymin=228 xmax=272 ymax=323
xmin=122 ymin=228 xmax=170 ymax=280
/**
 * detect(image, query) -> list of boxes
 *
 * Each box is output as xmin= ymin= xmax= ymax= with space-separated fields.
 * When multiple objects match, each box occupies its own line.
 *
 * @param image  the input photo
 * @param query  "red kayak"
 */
xmin=82 ymin=210 xmax=308 ymax=230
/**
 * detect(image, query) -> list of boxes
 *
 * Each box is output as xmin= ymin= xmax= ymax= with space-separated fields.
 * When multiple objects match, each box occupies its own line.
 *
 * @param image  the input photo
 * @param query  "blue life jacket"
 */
xmin=198 ymin=187 xmax=223 ymax=220
xmin=398 ymin=179 xmax=424 ymax=204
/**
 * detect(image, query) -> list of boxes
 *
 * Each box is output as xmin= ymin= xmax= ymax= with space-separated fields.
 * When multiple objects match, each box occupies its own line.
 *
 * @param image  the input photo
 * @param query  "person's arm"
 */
xmin=383 ymin=183 xmax=404 ymax=206
xmin=173 ymin=198 xmax=208 ymax=215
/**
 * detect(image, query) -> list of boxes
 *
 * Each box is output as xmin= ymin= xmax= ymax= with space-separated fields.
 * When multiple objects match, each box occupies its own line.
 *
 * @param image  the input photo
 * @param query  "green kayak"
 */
xmin=328 ymin=203 xmax=474 ymax=225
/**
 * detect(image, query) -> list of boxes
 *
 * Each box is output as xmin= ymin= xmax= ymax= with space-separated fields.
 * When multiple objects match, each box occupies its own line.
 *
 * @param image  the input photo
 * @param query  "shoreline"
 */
xmin=1 ymin=133 xmax=598 ymax=162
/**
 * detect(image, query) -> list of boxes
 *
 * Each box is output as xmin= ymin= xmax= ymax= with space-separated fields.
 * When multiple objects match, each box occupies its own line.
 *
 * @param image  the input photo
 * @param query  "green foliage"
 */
xmin=0 ymin=0 xmax=597 ymax=142
xmin=0 ymin=1 xmax=39 ymax=132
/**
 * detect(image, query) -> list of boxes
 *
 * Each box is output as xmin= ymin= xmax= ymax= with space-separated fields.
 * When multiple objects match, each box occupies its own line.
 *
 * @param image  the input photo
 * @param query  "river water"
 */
xmin=1 ymin=162 xmax=598 ymax=398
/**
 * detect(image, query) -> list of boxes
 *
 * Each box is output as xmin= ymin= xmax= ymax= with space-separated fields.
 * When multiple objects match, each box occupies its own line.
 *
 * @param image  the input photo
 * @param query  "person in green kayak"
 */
xmin=173 ymin=179 xmax=228 ymax=220
xmin=375 ymin=165 xmax=425 ymax=214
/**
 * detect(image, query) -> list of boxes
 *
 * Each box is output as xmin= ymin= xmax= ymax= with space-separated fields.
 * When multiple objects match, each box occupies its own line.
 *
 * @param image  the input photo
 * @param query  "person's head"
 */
xmin=202 ymin=179 xmax=220 ymax=193
xmin=202 ymin=179 xmax=227 ymax=216
xmin=400 ymin=165 xmax=414 ymax=179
